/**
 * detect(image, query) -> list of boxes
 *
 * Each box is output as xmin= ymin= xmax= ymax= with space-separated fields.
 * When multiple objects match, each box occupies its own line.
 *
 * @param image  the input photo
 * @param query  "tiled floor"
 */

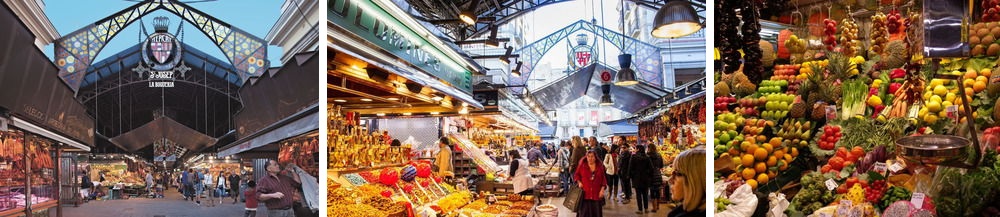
xmin=543 ymin=195 xmax=678 ymax=217
xmin=58 ymin=190 xmax=265 ymax=217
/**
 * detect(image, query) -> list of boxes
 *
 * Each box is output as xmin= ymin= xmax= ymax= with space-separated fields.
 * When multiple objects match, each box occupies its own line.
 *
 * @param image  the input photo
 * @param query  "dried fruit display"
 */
xmin=870 ymin=11 xmax=889 ymax=55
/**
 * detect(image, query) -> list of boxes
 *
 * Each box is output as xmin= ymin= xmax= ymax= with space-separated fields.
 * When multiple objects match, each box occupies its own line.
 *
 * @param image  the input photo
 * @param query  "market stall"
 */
xmin=714 ymin=0 xmax=1000 ymax=216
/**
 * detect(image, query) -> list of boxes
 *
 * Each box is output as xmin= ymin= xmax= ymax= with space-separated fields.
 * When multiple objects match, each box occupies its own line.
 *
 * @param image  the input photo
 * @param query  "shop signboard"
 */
xmin=329 ymin=0 xmax=473 ymax=93
xmin=473 ymin=90 xmax=499 ymax=111
xmin=0 ymin=8 xmax=94 ymax=146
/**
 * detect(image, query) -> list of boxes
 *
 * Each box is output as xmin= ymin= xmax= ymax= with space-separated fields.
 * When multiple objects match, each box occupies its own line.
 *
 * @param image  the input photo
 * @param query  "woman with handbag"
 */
xmin=667 ymin=148 xmax=707 ymax=217
xmin=572 ymin=150 xmax=607 ymax=217
xmin=629 ymin=145 xmax=653 ymax=214
xmin=647 ymin=143 xmax=665 ymax=213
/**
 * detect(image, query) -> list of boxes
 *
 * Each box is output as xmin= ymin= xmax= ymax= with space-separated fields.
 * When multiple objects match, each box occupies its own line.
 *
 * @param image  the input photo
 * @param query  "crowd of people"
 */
xmin=546 ymin=135 xmax=706 ymax=217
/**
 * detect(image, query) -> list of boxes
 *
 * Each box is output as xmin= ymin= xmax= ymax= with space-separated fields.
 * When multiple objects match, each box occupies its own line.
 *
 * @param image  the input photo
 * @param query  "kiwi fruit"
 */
xmin=975 ymin=23 xmax=985 ymax=31
xmin=971 ymin=36 xmax=982 ymax=45
xmin=988 ymin=44 xmax=1000 ymax=56
xmin=991 ymin=27 xmax=1000 ymax=38
xmin=980 ymin=28 xmax=991 ymax=37
xmin=989 ymin=22 xmax=998 ymax=29
xmin=985 ymin=35 xmax=996 ymax=45
xmin=974 ymin=44 xmax=986 ymax=56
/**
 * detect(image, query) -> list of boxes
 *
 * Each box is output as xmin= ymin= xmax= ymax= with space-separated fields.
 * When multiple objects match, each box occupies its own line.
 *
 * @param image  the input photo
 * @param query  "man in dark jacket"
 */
xmin=618 ymin=143 xmax=633 ymax=204
xmin=629 ymin=145 xmax=654 ymax=214
xmin=590 ymin=137 xmax=606 ymax=161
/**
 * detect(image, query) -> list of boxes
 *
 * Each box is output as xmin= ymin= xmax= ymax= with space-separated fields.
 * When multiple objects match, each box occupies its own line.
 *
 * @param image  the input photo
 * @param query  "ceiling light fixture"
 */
xmin=500 ymin=46 xmax=513 ymax=64
xmin=511 ymin=61 xmax=523 ymax=77
xmin=431 ymin=94 xmax=444 ymax=101
xmin=485 ymin=25 xmax=500 ymax=47
xmin=387 ymin=97 xmax=400 ymax=101
xmin=599 ymin=94 xmax=614 ymax=106
xmin=377 ymin=113 xmax=386 ymax=116
xmin=360 ymin=98 xmax=373 ymax=102
xmin=614 ymin=54 xmax=638 ymax=86
xmin=459 ymin=107 xmax=470 ymax=114
xmin=403 ymin=112 xmax=412 ymax=116
xmin=652 ymin=0 xmax=703 ymax=38
xmin=431 ymin=112 xmax=441 ymax=115
xmin=459 ymin=0 xmax=480 ymax=25
xmin=333 ymin=99 xmax=347 ymax=103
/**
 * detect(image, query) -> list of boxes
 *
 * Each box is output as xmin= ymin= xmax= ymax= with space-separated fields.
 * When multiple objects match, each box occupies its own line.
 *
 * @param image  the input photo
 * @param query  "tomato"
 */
xmin=837 ymin=185 xmax=849 ymax=194
xmin=821 ymin=164 xmax=832 ymax=173
xmin=846 ymin=177 xmax=859 ymax=187
xmin=846 ymin=153 xmax=859 ymax=163
xmin=836 ymin=147 xmax=849 ymax=158
xmin=851 ymin=146 xmax=865 ymax=158
xmin=829 ymin=156 xmax=846 ymax=171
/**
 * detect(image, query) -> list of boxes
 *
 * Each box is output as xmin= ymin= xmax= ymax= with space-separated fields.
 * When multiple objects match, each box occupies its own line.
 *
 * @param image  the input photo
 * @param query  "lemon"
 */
xmin=924 ymin=114 xmax=939 ymax=124
xmin=933 ymin=85 xmax=949 ymax=96
xmin=918 ymin=107 xmax=929 ymax=117
xmin=945 ymin=92 xmax=957 ymax=102
xmin=926 ymin=100 xmax=943 ymax=112
xmin=930 ymin=79 xmax=944 ymax=87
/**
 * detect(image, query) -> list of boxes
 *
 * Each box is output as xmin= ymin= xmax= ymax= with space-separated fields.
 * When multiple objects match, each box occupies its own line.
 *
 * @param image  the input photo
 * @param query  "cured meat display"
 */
xmin=278 ymin=136 xmax=319 ymax=177
xmin=0 ymin=130 xmax=58 ymax=213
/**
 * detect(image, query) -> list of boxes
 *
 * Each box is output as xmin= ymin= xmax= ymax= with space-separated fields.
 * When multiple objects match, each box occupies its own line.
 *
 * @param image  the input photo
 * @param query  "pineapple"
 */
xmin=790 ymin=102 xmax=806 ymax=118
xmin=812 ymin=102 xmax=828 ymax=120
xmin=717 ymin=81 xmax=732 ymax=96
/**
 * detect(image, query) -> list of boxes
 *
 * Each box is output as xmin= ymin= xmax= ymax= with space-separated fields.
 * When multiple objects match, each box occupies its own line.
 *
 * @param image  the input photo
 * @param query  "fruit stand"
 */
xmin=714 ymin=0 xmax=1000 ymax=216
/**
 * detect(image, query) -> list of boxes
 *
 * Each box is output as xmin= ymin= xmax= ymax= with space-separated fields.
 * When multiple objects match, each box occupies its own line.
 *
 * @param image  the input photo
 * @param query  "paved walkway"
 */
xmin=59 ymin=189 xmax=261 ymax=217
xmin=541 ymin=193 xmax=679 ymax=217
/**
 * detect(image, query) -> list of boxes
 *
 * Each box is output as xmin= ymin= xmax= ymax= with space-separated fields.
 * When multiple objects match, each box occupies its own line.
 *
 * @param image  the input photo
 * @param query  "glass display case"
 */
xmin=278 ymin=134 xmax=319 ymax=177
xmin=0 ymin=130 xmax=60 ymax=216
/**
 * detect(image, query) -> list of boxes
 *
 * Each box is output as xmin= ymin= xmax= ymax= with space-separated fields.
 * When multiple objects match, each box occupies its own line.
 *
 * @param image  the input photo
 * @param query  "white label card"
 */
xmin=826 ymin=178 xmax=838 ymax=191
xmin=911 ymin=193 xmax=925 ymax=209
xmin=874 ymin=162 xmax=888 ymax=174
xmin=889 ymin=162 xmax=904 ymax=173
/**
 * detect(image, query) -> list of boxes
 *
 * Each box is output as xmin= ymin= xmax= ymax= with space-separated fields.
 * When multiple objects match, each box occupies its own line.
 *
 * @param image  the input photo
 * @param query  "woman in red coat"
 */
xmin=573 ymin=150 xmax=607 ymax=217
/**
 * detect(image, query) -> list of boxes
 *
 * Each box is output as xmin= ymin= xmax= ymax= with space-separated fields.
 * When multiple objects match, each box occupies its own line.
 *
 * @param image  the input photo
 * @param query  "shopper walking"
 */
xmin=244 ymin=181 xmax=258 ymax=217
xmin=146 ymin=171 xmax=155 ymax=195
xmin=527 ymin=144 xmax=543 ymax=165
xmin=590 ymin=137 xmax=605 ymax=160
xmin=217 ymin=171 xmax=227 ymax=205
xmin=195 ymin=169 xmax=204 ymax=205
xmin=602 ymin=145 xmax=619 ymax=204
xmin=203 ymin=170 xmax=215 ymax=207
xmin=230 ymin=172 xmax=242 ymax=204
xmin=573 ymin=150 xmax=607 ymax=217
xmin=647 ymin=143 xmax=666 ymax=213
xmin=617 ymin=144 xmax=633 ymax=204
xmin=508 ymin=150 xmax=536 ymax=196
xmin=629 ymin=145 xmax=654 ymax=214
xmin=257 ymin=160 xmax=302 ymax=217
xmin=667 ymin=148 xmax=707 ymax=217
xmin=569 ymin=136 xmax=586 ymax=177
xmin=557 ymin=141 xmax=572 ymax=195
xmin=181 ymin=169 xmax=192 ymax=200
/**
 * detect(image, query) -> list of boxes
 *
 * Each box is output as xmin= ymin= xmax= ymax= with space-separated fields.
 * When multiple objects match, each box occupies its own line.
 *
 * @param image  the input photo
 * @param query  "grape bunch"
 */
xmin=888 ymin=10 xmax=902 ymax=34
xmin=824 ymin=19 xmax=838 ymax=51
xmin=715 ymin=197 xmax=732 ymax=212
xmin=870 ymin=12 xmax=889 ymax=55
xmin=840 ymin=18 xmax=860 ymax=57
xmin=864 ymin=179 xmax=887 ymax=203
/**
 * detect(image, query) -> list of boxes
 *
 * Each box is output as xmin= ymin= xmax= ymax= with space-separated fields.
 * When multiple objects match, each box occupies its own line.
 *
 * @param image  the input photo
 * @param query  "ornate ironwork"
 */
xmin=509 ymin=20 xmax=663 ymax=94
xmin=53 ymin=0 xmax=268 ymax=92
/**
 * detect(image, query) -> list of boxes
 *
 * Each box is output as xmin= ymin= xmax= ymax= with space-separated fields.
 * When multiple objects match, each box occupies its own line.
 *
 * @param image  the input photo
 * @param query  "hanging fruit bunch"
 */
xmin=742 ymin=1 xmax=765 ymax=84
xmin=887 ymin=9 xmax=903 ymax=35
xmin=718 ymin=0 xmax=742 ymax=74
xmin=840 ymin=16 xmax=860 ymax=57
xmin=905 ymin=11 xmax=923 ymax=58
xmin=785 ymin=34 xmax=808 ymax=63
xmin=870 ymin=11 xmax=890 ymax=56
xmin=823 ymin=18 xmax=838 ymax=51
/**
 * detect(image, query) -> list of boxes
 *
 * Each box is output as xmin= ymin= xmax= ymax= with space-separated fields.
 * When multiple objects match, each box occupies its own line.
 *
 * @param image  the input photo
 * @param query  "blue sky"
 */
xmin=44 ymin=0 xmax=286 ymax=67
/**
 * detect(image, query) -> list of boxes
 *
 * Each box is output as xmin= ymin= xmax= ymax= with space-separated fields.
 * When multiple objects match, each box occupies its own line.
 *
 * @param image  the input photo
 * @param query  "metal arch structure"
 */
xmin=509 ymin=20 xmax=664 ymax=94
xmin=52 ymin=0 xmax=268 ymax=92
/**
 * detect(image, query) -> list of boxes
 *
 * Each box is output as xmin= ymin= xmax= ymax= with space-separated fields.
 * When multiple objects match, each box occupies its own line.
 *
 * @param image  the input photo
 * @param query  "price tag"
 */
xmin=826 ymin=105 xmax=838 ymax=120
xmin=946 ymin=105 xmax=958 ymax=119
xmin=889 ymin=162 xmax=904 ymax=173
xmin=840 ymin=199 xmax=852 ymax=207
xmin=911 ymin=193 xmax=926 ymax=209
xmin=874 ymin=162 xmax=888 ymax=174
xmin=826 ymin=178 xmax=838 ymax=191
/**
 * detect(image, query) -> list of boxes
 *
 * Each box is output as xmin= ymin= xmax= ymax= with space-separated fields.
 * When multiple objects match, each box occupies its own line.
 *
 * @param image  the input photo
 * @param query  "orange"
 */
xmin=966 ymin=87 xmax=976 ymax=96
xmin=982 ymin=69 xmax=993 ymax=78
xmin=742 ymin=154 xmax=755 ymax=167
xmin=767 ymin=171 xmax=777 ymax=180
xmin=767 ymin=156 xmax=778 ymax=167
xmin=755 ymin=162 xmax=767 ymax=174
xmin=791 ymin=147 xmax=799 ymax=157
xmin=729 ymin=148 xmax=741 ymax=156
xmin=784 ymin=153 xmax=794 ymax=162
xmin=757 ymin=135 xmax=767 ymax=143
xmin=779 ymin=159 xmax=789 ymax=171
xmin=757 ymin=173 xmax=770 ymax=184
xmin=769 ymin=138 xmax=782 ymax=147
xmin=762 ymin=143 xmax=774 ymax=155
xmin=747 ymin=144 xmax=760 ymax=156
xmin=965 ymin=70 xmax=979 ymax=79
xmin=754 ymin=147 xmax=768 ymax=161
xmin=773 ymin=149 xmax=786 ymax=161
xmin=747 ymin=179 xmax=758 ymax=189
xmin=740 ymin=141 xmax=753 ymax=152
xmin=974 ymin=80 xmax=987 ymax=92
xmin=742 ymin=168 xmax=756 ymax=180
xmin=977 ymin=75 xmax=989 ymax=83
